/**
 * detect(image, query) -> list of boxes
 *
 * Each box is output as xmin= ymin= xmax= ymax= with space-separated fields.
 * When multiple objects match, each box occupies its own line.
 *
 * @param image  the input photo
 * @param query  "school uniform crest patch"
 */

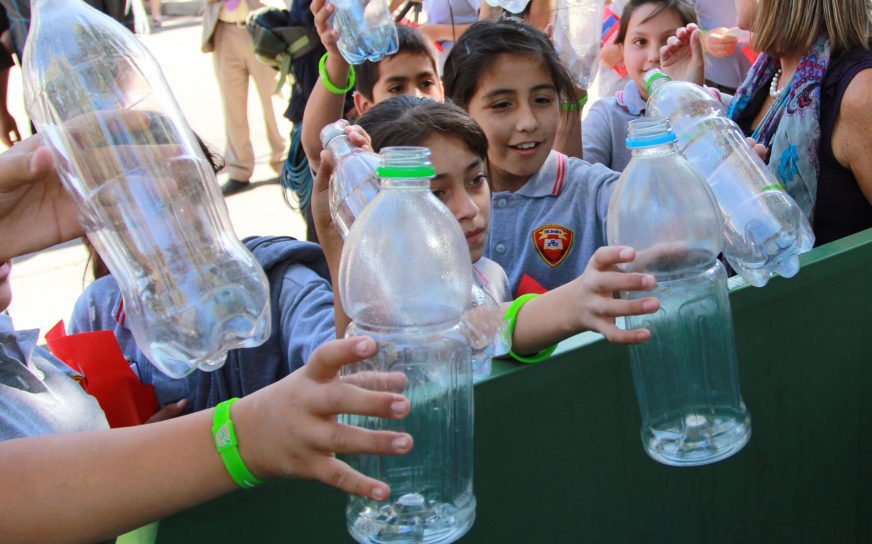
xmin=533 ymin=224 xmax=574 ymax=267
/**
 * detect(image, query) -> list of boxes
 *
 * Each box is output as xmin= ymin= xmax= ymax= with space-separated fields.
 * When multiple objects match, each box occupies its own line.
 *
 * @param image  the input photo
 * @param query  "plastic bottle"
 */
xmin=608 ymin=117 xmax=752 ymax=466
xmin=339 ymin=147 xmax=476 ymax=543
xmin=320 ymin=120 xmax=381 ymax=239
xmin=22 ymin=0 xmax=271 ymax=379
xmin=331 ymin=0 xmax=398 ymax=64
xmin=465 ymin=283 xmax=509 ymax=383
xmin=484 ymin=0 xmax=531 ymax=14
xmin=644 ymin=69 xmax=814 ymax=287
xmin=552 ymin=0 xmax=604 ymax=89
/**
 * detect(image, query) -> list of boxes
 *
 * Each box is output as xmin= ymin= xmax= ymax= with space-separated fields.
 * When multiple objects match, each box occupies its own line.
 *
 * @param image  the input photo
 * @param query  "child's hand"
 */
xmin=573 ymin=246 xmax=659 ymax=344
xmin=311 ymin=0 xmax=344 ymax=61
xmin=701 ymin=27 xmax=738 ymax=58
xmin=344 ymin=124 xmax=373 ymax=152
xmin=232 ymin=336 xmax=413 ymax=501
xmin=660 ymin=23 xmax=705 ymax=86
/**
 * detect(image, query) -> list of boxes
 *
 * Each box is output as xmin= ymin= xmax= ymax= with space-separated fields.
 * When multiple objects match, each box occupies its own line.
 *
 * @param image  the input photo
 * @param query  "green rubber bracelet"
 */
xmin=212 ymin=398 xmax=263 ymax=490
xmin=505 ymin=293 xmax=558 ymax=364
xmin=319 ymin=52 xmax=356 ymax=94
xmin=560 ymin=94 xmax=589 ymax=112
xmin=377 ymin=165 xmax=436 ymax=179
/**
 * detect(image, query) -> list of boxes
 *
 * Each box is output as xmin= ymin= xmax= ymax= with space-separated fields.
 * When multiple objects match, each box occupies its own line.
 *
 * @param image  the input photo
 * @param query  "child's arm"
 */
xmin=0 ymin=336 xmax=413 ymax=543
xmin=310 ymin=125 xmax=373 ymax=338
xmin=301 ymin=0 xmax=354 ymax=174
xmin=509 ymin=246 xmax=658 ymax=355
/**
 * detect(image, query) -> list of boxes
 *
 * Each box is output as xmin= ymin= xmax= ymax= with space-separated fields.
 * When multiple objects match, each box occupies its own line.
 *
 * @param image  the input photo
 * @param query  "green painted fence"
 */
xmin=153 ymin=229 xmax=872 ymax=543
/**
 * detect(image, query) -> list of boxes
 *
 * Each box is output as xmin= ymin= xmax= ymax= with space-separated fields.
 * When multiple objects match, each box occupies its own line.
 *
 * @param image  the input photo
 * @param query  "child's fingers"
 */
xmin=313 ymin=423 xmax=414 ymax=456
xmin=341 ymin=370 xmax=409 ymax=393
xmin=589 ymin=245 xmax=635 ymax=269
xmin=309 ymin=457 xmax=393 ymax=501
xmin=598 ymin=296 xmax=660 ymax=318
xmin=594 ymin=316 xmax=654 ymax=344
xmin=312 ymin=382 xmax=411 ymax=419
xmin=313 ymin=2 xmax=334 ymax=33
xmin=600 ymin=323 xmax=652 ymax=345
xmin=305 ymin=336 xmax=378 ymax=383
xmin=592 ymin=270 xmax=656 ymax=293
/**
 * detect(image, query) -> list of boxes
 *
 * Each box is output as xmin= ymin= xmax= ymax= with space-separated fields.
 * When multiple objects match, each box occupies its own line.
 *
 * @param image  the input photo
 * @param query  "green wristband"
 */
xmin=560 ymin=95 xmax=588 ymax=112
xmin=505 ymin=293 xmax=558 ymax=364
xmin=319 ymin=52 xmax=356 ymax=94
xmin=212 ymin=398 xmax=263 ymax=490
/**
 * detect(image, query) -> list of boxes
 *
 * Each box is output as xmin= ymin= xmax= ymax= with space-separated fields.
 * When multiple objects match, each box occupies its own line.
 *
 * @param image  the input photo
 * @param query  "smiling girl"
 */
xmin=582 ymin=0 xmax=698 ymax=171
xmin=442 ymin=18 xmax=622 ymax=298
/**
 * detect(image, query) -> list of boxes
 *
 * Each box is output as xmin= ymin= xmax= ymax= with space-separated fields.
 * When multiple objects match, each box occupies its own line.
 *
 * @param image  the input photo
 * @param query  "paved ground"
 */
xmin=6 ymin=13 xmax=306 ymax=340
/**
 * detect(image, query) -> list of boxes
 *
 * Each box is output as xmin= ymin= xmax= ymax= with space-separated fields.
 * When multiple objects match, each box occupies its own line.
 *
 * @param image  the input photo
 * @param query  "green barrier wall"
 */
xmin=155 ymin=229 xmax=872 ymax=543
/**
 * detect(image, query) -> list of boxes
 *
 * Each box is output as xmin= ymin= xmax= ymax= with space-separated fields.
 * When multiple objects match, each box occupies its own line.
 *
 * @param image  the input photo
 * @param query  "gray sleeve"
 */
xmin=277 ymin=264 xmax=337 ymax=373
xmin=68 ymin=276 xmax=119 ymax=334
xmin=582 ymin=99 xmax=615 ymax=169
xmin=588 ymin=163 xmax=620 ymax=244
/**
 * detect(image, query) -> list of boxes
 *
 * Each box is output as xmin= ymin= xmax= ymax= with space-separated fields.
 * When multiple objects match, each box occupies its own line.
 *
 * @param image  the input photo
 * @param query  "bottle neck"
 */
xmin=325 ymin=135 xmax=356 ymax=159
xmin=379 ymin=177 xmax=431 ymax=190
xmin=630 ymin=141 xmax=680 ymax=158
xmin=645 ymin=72 xmax=671 ymax=96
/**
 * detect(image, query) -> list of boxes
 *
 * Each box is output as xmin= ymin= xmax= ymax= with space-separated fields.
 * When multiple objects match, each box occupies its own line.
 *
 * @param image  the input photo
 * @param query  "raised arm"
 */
xmin=301 ymin=0 xmax=354 ymax=173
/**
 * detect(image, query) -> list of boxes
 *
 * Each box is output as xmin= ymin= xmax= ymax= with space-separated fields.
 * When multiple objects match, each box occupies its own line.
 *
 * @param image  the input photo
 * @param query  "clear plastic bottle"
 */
xmin=331 ymin=0 xmax=398 ymax=64
xmin=320 ymin=120 xmax=381 ymax=239
xmin=644 ymin=69 xmax=814 ymax=287
xmin=484 ymin=0 xmax=531 ymax=14
xmin=552 ymin=0 xmax=604 ymax=89
xmin=465 ymin=283 xmax=509 ymax=383
xmin=22 ymin=0 xmax=271 ymax=379
xmin=339 ymin=147 xmax=476 ymax=543
xmin=608 ymin=118 xmax=752 ymax=466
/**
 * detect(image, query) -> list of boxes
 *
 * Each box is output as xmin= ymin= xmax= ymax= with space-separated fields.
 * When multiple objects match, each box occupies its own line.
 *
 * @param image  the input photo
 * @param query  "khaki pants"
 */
xmin=212 ymin=22 xmax=286 ymax=181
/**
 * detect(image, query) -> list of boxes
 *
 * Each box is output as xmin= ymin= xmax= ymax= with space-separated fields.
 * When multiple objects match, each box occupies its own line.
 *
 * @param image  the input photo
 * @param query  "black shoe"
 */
xmin=221 ymin=179 xmax=251 ymax=196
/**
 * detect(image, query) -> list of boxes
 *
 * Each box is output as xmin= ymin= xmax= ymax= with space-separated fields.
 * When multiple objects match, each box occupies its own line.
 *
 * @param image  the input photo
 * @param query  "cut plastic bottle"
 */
xmin=22 ymin=0 xmax=271 ymax=378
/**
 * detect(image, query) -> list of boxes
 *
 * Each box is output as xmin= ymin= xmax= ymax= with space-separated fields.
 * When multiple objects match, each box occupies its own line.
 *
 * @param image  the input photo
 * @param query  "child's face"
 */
xmin=622 ymin=3 xmax=686 ymax=98
xmin=356 ymin=52 xmax=443 ymax=114
xmin=424 ymin=134 xmax=491 ymax=263
xmin=466 ymin=54 xmax=559 ymax=192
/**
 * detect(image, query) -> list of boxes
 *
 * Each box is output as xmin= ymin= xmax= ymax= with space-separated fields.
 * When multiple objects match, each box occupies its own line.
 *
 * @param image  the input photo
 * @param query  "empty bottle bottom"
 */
xmin=348 ymin=493 xmax=476 ymax=544
xmin=642 ymin=410 xmax=752 ymax=466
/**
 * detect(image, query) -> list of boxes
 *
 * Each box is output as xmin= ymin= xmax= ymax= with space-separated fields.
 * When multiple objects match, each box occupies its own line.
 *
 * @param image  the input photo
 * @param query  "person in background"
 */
xmin=582 ymin=0 xmax=699 ymax=171
xmin=661 ymin=0 xmax=872 ymax=246
xmin=694 ymin=0 xmax=754 ymax=94
xmin=0 ymin=0 xmax=136 ymax=144
xmin=202 ymin=0 xmax=286 ymax=196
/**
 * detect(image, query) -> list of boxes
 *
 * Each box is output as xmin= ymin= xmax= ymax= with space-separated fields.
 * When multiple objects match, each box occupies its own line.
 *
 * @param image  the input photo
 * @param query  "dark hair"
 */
xmin=615 ymin=0 xmax=698 ymax=45
xmin=358 ymin=96 xmax=488 ymax=161
xmin=442 ymin=18 xmax=580 ymax=112
xmin=355 ymin=26 xmax=439 ymax=101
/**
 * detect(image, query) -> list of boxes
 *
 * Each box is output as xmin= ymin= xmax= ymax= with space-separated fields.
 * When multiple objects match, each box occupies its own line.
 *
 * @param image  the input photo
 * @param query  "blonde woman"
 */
xmin=661 ymin=0 xmax=872 ymax=247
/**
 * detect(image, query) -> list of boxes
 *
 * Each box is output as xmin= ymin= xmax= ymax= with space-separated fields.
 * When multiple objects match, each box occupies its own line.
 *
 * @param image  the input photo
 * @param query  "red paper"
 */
xmin=45 ymin=320 xmax=159 ymax=428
